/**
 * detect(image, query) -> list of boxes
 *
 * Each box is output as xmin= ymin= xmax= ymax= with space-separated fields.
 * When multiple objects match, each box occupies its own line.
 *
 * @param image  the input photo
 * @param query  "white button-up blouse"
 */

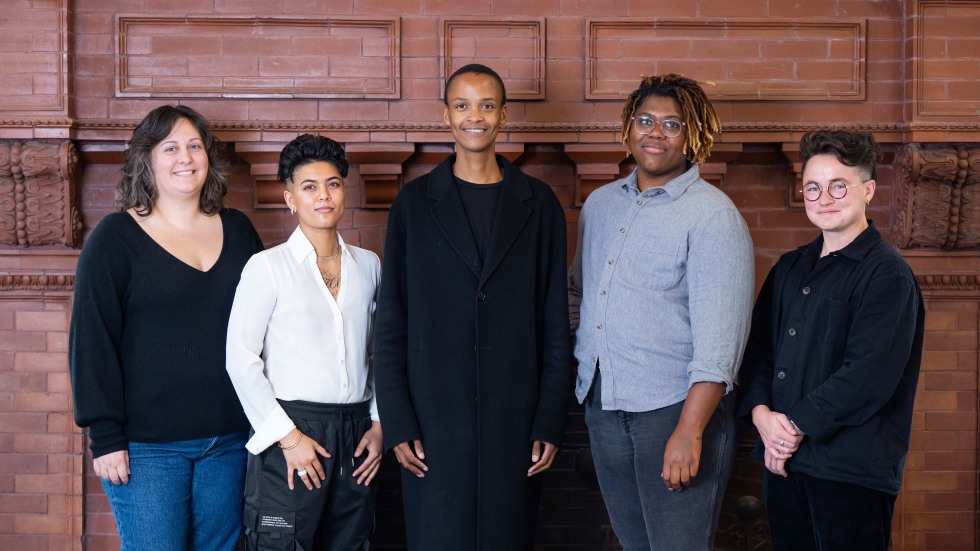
xmin=226 ymin=227 xmax=380 ymax=455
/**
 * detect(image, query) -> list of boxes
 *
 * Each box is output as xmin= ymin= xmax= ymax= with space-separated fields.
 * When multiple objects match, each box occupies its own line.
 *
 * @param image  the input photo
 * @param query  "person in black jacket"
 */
xmin=69 ymin=105 xmax=263 ymax=551
xmin=738 ymin=130 xmax=924 ymax=551
xmin=373 ymin=64 xmax=572 ymax=550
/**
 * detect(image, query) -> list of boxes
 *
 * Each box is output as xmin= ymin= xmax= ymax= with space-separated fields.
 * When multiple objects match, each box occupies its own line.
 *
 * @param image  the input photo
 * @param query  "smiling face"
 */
xmin=802 ymin=153 xmax=875 ymax=245
xmin=284 ymin=161 xmax=346 ymax=232
xmin=627 ymin=95 xmax=688 ymax=190
xmin=443 ymin=72 xmax=506 ymax=156
xmin=150 ymin=118 xmax=208 ymax=201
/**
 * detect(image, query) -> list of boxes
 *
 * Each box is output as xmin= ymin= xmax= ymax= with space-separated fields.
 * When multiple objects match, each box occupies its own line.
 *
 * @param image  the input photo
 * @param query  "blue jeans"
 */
xmin=101 ymin=432 xmax=248 ymax=551
xmin=585 ymin=372 xmax=736 ymax=551
xmin=764 ymin=470 xmax=896 ymax=551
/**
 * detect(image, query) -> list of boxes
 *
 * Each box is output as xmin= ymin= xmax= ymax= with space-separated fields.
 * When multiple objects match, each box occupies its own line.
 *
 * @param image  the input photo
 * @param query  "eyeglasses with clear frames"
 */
xmin=800 ymin=180 xmax=871 ymax=202
xmin=631 ymin=116 xmax=686 ymax=138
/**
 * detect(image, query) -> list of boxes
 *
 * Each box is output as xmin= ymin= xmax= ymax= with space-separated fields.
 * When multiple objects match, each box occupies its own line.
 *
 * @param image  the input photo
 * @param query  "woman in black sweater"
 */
xmin=69 ymin=105 xmax=263 ymax=551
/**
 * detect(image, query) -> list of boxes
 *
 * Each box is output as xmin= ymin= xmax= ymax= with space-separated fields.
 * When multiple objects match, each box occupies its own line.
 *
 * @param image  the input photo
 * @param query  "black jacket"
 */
xmin=374 ymin=155 xmax=573 ymax=549
xmin=738 ymin=222 xmax=923 ymax=495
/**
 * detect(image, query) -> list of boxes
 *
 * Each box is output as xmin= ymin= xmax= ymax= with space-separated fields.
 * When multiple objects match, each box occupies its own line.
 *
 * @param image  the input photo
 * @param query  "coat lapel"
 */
xmin=480 ymin=157 xmax=532 ymax=287
xmin=428 ymin=157 xmax=483 ymax=279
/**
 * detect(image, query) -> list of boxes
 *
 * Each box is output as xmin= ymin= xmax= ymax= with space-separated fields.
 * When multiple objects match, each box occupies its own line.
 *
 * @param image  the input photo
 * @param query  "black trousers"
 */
xmin=763 ymin=469 xmax=896 ymax=551
xmin=243 ymin=400 xmax=377 ymax=551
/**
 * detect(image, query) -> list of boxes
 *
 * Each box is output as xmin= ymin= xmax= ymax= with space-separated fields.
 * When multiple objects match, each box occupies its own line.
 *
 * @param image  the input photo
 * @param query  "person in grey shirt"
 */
xmin=569 ymin=73 xmax=754 ymax=551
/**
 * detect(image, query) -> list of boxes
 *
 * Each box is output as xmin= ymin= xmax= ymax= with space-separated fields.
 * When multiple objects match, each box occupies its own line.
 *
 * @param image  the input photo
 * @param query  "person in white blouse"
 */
xmin=226 ymin=134 xmax=383 ymax=550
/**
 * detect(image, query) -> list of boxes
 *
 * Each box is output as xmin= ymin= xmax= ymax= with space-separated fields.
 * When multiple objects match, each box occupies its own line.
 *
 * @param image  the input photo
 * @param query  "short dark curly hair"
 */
xmin=277 ymin=134 xmax=349 ymax=185
xmin=119 ymin=104 xmax=228 ymax=216
xmin=620 ymin=74 xmax=720 ymax=166
xmin=444 ymin=63 xmax=507 ymax=106
xmin=800 ymin=130 xmax=882 ymax=182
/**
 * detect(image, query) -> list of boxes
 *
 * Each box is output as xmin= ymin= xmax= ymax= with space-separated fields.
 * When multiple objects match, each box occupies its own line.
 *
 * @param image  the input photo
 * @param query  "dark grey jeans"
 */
xmin=584 ymin=371 xmax=736 ymax=551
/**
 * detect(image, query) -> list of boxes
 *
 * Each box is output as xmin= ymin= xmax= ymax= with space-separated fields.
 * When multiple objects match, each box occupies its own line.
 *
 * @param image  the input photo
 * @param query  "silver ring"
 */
xmin=779 ymin=440 xmax=785 ymax=447
xmin=296 ymin=469 xmax=308 ymax=477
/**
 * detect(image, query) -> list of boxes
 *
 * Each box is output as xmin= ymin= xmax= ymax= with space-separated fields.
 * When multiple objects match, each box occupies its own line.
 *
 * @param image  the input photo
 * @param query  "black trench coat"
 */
xmin=374 ymin=155 xmax=572 ymax=550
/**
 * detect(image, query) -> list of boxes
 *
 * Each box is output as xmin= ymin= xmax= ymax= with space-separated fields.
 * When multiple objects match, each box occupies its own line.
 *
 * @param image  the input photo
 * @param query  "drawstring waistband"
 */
xmin=277 ymin=399 xmax=370 ymax=478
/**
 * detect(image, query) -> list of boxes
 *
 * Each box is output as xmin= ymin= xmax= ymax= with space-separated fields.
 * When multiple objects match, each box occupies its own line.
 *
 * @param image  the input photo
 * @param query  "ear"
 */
xmin=864 ymin=179 xmax=876 ymax=205
xmin=499 ymin=104 xmax=507 ymax=126
xmin=443 ymin=105 xmax=450 ymax=126
xmin=283 ymin=188 xmax=295 ymax=212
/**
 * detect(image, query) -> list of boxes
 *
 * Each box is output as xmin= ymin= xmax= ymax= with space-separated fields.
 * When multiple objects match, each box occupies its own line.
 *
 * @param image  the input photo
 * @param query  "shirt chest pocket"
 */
xmin=620 ymin=241 xmax=684 ymax=291
xmin=817 ymin=299 xmax=853 ymax=349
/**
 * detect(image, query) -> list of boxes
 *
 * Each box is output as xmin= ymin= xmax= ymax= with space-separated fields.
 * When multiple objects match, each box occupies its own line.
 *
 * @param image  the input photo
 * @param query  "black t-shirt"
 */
xmin=455 ymin=177 xmax=502 ymax=263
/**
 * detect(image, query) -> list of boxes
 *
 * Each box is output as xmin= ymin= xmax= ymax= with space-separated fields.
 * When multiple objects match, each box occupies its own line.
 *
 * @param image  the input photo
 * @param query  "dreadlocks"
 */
xmin=620 ymin=74 xmax=720 ymax=166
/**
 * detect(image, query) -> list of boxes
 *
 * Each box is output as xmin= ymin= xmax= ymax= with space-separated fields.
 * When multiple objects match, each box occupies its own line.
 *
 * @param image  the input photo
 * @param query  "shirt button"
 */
xmin=619 ymin=227 xmax=625 ymax=233
xmin=596 ymin=323 xmax=603 ymax=330
xmin=802 ymin=287 xmax=811 ymax=295
xmin=478 ymin=291 xmax=486 ymax=301
xmin=635 ymin=200 xmax=642 ymax=206
xmin=607 ymin=259 xmax=614 ymax=265
xmin=340 ymin=359 xmax=345 ymax=364
xmin=777 ymin=371 xmax=786 ymax=380
xmin=788 ymin=328 xmax=797 ymax=336
xmin=599 ymin=290 xmax=606 ymax=296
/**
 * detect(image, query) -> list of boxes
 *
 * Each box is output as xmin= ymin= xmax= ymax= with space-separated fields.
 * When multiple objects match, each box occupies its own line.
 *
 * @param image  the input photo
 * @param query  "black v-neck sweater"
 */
xmin=69 ymin=209 xmax=264 ymax=458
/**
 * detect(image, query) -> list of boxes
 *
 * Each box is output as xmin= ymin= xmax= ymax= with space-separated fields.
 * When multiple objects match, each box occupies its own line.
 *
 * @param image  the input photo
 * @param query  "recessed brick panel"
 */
xmin=443 ymin=19 xmax=546 ymax=100
xmin=117 ymin=16 xmax=400 ymax=98
xmin=586 ymin=19 xmax=866 ymax=101
xmin=0 ymin=0 xmax=69 ymax=115
xmin=913 ymin=0 xmax=980 ymax=117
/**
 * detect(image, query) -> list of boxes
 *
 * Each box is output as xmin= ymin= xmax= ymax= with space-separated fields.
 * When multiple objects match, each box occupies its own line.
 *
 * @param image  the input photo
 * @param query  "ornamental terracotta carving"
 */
xmin=899 ymin=144 xmax=980 ymax=249
xmin=0 ymin=140 xmax=81 ymax=247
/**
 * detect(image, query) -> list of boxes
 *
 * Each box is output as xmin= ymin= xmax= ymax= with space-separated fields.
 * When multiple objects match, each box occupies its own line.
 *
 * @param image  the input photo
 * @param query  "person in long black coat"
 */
xmin=374 ymin=64 xmax=572 ymax=550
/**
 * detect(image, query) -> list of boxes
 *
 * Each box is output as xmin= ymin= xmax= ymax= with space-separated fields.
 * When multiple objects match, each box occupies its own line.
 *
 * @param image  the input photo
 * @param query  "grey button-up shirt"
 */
xmin=569 ymin=165 xmax=754 ymax=411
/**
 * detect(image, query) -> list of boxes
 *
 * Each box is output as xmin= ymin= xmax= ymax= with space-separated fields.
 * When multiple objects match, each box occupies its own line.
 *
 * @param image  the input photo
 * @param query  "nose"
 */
xmin=465 ymin=106 xmax=483 ymax=121
xmin=816 ymin=187 xmax=834 ymax=205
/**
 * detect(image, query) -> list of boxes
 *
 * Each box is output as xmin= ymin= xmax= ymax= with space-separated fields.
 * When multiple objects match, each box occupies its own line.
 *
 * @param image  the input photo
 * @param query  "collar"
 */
xmin=801 ymin=220 xmax=881 ymax=262
xmin=620 ymin=162 xmax=700 ymax=200
xmin=286 ymin=226 xmax=354 ymax=265
xmin=428 ymin=154 xmax=531 ymax=202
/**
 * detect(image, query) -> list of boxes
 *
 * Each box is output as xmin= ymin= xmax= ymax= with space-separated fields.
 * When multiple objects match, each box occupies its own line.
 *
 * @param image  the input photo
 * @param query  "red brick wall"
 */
xmin=2 ymin=1 xmax=980 ymax=550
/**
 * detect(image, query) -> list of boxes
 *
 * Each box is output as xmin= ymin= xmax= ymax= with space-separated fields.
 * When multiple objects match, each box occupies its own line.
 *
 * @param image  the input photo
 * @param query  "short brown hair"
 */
xmin=800 ymin=130 xmax=882 ymax=182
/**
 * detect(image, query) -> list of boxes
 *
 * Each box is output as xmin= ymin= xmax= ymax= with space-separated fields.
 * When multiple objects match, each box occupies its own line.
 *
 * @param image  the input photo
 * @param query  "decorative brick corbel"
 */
xmin=345 ymin=143 xmax=415 ymax=208
xmin=899 ymin=144 xmax=980 ymax=249
xmin=233 ymin=142 xmax=286 ymax=209
xmin=0 ymin=139 xmax=81 ymax=247
xmin=779 ymin=142 xmax=805 ymax=207
xmin=700 ymin=143 xmax=743 ymax=188
xmin=563 ymin=144 xmax=627 ymax=206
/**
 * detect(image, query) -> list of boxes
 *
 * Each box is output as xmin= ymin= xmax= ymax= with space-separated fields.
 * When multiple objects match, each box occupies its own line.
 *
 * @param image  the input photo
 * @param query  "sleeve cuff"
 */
xmin=688 ymin=363 xmax=734 ymax=392
xmin=245 ymin=405 xmax=295 ymax=455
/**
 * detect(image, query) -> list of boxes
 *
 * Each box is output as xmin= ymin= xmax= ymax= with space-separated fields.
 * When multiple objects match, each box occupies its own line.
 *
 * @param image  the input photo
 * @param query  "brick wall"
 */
xmin=2 ymin=0 xmax=980 ymax=550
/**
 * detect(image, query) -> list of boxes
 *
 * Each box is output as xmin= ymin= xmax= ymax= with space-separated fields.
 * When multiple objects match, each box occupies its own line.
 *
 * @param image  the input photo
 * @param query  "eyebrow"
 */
xmin=636 ymin=112 xmax=681 ymax=119
xmin=160 ymin=138 xmax=202 ymax=145
xmin=452 ymin=97 xmax=498 ymax=103
xmin=300 ymin=176 xmax=342 ymax=184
